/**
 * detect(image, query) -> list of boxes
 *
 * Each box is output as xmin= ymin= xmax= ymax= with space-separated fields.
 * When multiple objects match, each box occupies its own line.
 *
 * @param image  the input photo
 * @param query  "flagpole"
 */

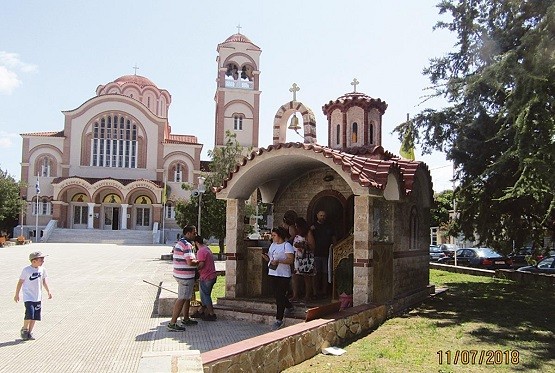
xmin=35 ymin=174 xmax=39 ymax=242
xmin=162 ymin=172 xmax=167 ymax=244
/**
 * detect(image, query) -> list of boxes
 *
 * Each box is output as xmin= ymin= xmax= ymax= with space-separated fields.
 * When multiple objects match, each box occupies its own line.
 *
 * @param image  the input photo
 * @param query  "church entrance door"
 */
xmin=103 ymin=206 xmax=120 ymax=230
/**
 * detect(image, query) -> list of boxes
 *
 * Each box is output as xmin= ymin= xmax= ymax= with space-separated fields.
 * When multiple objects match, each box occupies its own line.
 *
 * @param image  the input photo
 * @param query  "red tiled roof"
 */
xmin=113 ymin=75 xmax=157 ymax=88
xmin=164 ymin=134 xmax=198 ymax=144
xmin=51 ymin=176 xmax=163 ymax=188
xmin=216 ymin=142 xmax=430 ymax=196
xmin=21 ymin=131 xmax=65 ymax=137
xmin=322 ymin=92 xmax=388 ymax=115
xmin=219 ymin=33 xmax=261 ymax=50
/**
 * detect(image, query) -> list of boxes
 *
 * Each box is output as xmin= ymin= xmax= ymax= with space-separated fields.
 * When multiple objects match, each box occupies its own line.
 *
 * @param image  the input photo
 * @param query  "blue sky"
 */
xmin=1 ymin=0 xmax=456 ymax=190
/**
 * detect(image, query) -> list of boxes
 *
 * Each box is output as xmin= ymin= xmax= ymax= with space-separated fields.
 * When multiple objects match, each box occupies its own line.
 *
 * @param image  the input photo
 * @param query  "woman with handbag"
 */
xmin=291 ymin=217 xmax=316 ymax=303
xmin=262 ymin=226 xmax=295 ymax=330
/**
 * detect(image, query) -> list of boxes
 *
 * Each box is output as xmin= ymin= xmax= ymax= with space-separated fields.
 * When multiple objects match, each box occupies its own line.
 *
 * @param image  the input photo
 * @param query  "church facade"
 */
xmin=19 ymin=32 xmax=261 ymax=237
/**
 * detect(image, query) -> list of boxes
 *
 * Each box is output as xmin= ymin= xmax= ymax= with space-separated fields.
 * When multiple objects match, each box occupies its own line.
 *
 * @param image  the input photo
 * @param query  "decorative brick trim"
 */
xmin=354 ymin=258 xmax=373 ymax=267
xmin=225 ymin=253 xmax=244 ymax=260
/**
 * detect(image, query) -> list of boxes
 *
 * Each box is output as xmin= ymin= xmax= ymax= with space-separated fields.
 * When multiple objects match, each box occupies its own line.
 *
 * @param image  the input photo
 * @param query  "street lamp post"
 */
xmin=197 ymin=176 xmax=206 ymax=236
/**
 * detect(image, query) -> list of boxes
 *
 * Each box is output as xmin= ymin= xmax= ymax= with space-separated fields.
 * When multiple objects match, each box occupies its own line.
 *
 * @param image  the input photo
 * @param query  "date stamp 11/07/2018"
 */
xmin=437 ymin=350 xmax=520 ymax=365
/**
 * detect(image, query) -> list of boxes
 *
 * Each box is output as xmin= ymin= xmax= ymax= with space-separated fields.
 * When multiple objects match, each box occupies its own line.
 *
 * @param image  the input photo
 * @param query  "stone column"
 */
xmin=224 ymin=198 xmax=246 ymax=298
xmin=87 ymin=203 xmax=95 ymax=229
xmin=120 ymin=204 xmax=128 ymax=230
xmin=353 ymin=195 xmax=373 ymax=305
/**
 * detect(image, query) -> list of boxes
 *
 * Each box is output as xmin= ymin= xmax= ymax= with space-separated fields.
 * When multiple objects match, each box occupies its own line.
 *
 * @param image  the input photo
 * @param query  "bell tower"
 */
xmin=214 ymin=29 xmax=261 ymax=148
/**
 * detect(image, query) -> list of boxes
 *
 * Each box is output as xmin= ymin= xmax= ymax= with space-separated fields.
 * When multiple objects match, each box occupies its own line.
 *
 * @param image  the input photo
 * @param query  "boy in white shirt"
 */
xmin=14 ymin=251 xmax=52 ymax=340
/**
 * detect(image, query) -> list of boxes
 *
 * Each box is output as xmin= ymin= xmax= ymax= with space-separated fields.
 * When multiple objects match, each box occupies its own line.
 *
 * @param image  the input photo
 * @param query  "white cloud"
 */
xmin=0 ymin=131 xmax=17 ymax=148
xmin=0 ymin=66 xmax=21 ymax=94
xmin=0 ymin=51 xmax=38 ymax=95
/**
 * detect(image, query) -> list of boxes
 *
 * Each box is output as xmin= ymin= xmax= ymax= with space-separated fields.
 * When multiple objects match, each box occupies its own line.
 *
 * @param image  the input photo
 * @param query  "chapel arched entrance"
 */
xmin=307 ymin=190 xmax=349 ymax=240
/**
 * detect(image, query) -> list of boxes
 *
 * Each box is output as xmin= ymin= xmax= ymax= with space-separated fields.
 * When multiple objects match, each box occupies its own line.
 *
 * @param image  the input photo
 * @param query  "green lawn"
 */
xmin=284 ymin=269 xmax=555 ymax=372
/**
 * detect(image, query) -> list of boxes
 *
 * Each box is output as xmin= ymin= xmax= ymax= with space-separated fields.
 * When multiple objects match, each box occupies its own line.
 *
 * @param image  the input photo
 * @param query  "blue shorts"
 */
xmin=24 ymin=301 xmax=42 ymax=321
xmin=199 ymin=278 xmax=217 ymax=307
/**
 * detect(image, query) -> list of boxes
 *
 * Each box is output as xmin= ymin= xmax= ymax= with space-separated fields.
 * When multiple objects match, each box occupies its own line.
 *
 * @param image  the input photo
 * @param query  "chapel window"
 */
xmin=352 ymin=122 xmax=358 ymax=143
xmin=409 ymin=206 xmax=418 ymax=250
xmin=336 ymin=124 xmax=340 ymax=145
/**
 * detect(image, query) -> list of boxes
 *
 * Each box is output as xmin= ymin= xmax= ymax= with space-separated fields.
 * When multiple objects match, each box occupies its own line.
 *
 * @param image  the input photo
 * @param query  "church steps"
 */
xmin=45 ymin=228 xmax=154 ymax=245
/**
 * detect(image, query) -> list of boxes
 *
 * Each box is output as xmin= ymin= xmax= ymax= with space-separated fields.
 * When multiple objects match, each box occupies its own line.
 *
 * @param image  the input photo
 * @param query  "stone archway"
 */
xmin=307 ymin=190 xmax=348 ymax=240
xmin=272 ymin=101 xmax=317 ymax=144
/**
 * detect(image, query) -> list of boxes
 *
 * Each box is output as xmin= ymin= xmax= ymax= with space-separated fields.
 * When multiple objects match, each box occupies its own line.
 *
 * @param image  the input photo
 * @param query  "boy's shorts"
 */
xmin=24 ymin=301 xmax=42 ymax=321
xmin=175 ymin=278 xmax=195 ymax=300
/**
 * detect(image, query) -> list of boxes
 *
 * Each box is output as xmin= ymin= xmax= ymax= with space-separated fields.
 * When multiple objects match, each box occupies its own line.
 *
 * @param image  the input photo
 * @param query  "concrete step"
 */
xmin=46 ymin=228 xmax=153 ymax=244
xmin=138 ymin=350 xmax=203 ymax=373
xmin=157 ymin=282 xmax=305 ymax=326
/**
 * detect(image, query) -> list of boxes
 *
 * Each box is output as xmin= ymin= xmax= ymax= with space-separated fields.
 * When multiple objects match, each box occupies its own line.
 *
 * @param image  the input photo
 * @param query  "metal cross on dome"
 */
xmin=289 ymin=83 xmax=300 ymax=101
xmin=236 ymin=24 xmax=242 ymax=34
xmin=351 ymin=78 xmax=359 ymax=92
xmin=133 ymin=64 xmax=139 ymax=75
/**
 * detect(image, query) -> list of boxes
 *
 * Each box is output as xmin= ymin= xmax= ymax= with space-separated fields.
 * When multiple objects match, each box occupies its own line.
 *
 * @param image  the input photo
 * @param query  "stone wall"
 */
xmin=201 ymin=304 xmax=388 ymax=372
xmin=273 ymin=168 xmax=350 ymax=223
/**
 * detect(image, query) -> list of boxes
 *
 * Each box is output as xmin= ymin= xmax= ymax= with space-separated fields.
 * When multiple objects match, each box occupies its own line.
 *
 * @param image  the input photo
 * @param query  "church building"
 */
xmin=19 ymin=32 xmax=261 ymax=238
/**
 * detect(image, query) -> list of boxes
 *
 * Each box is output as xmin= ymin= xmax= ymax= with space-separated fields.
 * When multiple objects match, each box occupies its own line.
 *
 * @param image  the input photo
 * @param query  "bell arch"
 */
xmin=272 ymin=101 xmax=317 ymax=145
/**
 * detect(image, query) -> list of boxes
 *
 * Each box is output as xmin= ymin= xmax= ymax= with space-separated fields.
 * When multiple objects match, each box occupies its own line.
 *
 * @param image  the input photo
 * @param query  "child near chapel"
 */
xmin=14 ymin=251 xmax=53 ymax=340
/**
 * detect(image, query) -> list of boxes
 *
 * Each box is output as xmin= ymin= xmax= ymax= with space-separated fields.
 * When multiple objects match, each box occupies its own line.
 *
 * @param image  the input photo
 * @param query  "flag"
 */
xmin=399 ymin=114 xmax=415 ymax=160
xmin=35 ymin=175 xmax=40 ymax=194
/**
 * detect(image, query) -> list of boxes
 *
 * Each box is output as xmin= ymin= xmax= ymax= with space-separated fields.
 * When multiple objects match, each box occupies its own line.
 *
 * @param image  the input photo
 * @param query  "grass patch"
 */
xmin=285 ymin=269 xmax=555 ymax=372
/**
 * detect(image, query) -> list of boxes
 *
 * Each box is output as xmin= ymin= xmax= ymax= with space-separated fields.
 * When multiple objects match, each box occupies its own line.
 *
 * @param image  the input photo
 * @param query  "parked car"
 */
xmin=516 ymin=255 xmax=555 ymax=274
xmin=508 ymin=246 xmax=544 ymax=268
xmin=439 ymin=243 xmax=458 ymax=257
xmin=438 ymin=247 xmax=512 ymax=269
xmin=429 ymin=245 xmax=446 ymax=261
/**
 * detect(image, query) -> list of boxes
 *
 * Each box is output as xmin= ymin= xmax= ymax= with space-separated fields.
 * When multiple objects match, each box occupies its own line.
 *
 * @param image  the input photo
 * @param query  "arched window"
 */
xmin=33 ymin=197 xmax=52 ymax=216
xmin=41 ymin=157 xmax=51 ymax=177
xmin=234 ymin=115 xmax=243 ymax=131
xmin=336 ymin=124 xmax=340 ymax=145
xmin=369 ymin=121 xmax=375 ymax=144
xmin=174 ymin=163 xmax=183 ymax=182
xmin=351 ymin=122 xmax=358 ymax=143
xmin=409 ymin=206 xmax=418 ymax=250
xmin=165 ymin=201 xmax=175 ymax=219
xmin=91 ymin=115 xmax=138 ymax=168
xmin=225 ymin=63 xmax=239 ymax=80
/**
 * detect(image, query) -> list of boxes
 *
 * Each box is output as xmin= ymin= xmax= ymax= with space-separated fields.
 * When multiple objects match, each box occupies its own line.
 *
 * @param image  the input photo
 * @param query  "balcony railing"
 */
xmin=224 ymin=78 xmax=254 ymax=89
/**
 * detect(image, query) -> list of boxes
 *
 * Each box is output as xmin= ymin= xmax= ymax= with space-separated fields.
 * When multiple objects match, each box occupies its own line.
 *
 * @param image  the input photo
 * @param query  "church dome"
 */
xmin=113 ymin=74 xmax=158 ymax=88
xmin=96 ymin=74 xmax=172 ymax=118
xmin=323 ymin=91 xmax=388 ymax=114
xmin=219 ymin=33 xmax=261 ymax=51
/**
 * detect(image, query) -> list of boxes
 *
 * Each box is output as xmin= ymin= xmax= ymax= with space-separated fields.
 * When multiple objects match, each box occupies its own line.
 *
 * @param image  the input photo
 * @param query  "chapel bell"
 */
xmin=288 ymin=114 xmax=301 ymax=131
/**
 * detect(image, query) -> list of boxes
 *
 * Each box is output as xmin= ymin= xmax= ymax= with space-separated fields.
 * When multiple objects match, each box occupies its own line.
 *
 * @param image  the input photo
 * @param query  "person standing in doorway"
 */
xmin=311 ymin=210 xmax=336 ymax=297
xmin=262 ymin=226 xmax=295 ymax=330
xmin=168 ymin=225 xmax=199 ymax=331
xmin=14 ymin=251 xmax=53 ymax=340
xmin=192 ymin=235 xmax=218 ymax=321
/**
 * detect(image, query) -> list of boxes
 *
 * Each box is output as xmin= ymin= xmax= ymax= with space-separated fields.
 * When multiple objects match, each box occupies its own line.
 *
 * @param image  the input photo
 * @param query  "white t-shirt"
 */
xmin=19 ymin=265 xmax=47 ymax=302
xmin=268 ymin=241 xmax=294 ymax=278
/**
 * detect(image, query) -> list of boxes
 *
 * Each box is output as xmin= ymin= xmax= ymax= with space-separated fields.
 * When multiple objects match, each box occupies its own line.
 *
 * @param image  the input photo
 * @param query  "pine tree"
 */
xmin=407 ymin=0 xmax=555 ymax=250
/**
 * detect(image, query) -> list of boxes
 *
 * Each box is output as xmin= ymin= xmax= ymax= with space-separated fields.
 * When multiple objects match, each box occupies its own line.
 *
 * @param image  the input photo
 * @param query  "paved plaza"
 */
xmin=0 ymin=243 xmax=267 ymax=373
